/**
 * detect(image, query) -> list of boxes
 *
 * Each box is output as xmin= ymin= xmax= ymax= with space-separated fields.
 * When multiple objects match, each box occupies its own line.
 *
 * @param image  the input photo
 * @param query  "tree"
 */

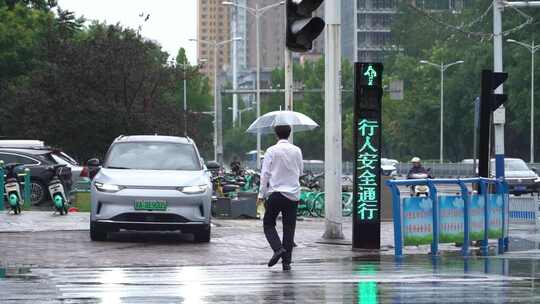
xmin=0 ymin=6 xmax=214 ymax=161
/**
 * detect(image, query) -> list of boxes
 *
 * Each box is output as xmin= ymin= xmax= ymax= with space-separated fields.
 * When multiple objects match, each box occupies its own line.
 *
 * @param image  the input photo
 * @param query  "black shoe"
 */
xmin=268 ymin=248 xmax=286 ymax=267
xmin=282 ymin=264 xmax=291 ymax=271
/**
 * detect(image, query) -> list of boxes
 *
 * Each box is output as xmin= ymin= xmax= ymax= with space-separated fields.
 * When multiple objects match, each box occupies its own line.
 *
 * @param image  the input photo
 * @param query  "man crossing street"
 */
xmin=257 ymin=125 xmax=303 ymax=271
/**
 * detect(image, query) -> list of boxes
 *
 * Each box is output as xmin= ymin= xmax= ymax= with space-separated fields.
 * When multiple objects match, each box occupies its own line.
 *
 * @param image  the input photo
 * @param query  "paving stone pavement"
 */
xmin=0 ymin=212 xmax=396 ymax=268
xmin=0 ymin=211 xmax=533 ymax=269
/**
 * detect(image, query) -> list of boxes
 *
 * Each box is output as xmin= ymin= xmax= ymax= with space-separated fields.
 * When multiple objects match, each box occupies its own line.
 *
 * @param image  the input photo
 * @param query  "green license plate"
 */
xmin=134 ymin=200 xmax=167 ymax=211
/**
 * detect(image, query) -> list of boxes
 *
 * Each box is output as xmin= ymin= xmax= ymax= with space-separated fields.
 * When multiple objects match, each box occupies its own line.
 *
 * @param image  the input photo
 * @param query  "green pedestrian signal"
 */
xmin=364 ymin=65 xmax=378 ymax=86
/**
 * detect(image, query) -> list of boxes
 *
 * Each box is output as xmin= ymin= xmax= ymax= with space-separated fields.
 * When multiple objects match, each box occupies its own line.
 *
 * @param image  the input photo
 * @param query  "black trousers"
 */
xmin=263 ymin=192 xmax=298 ymax=264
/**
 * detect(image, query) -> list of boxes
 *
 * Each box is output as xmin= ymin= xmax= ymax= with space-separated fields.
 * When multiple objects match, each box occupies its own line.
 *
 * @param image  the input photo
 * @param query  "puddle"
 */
xmin=0 ymin=256 xmax=538 ymax=303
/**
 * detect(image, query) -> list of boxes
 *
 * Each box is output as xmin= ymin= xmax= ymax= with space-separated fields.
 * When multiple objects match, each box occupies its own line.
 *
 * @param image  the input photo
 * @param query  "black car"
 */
xmin=0 ymin=148 xmax=72 ymax=205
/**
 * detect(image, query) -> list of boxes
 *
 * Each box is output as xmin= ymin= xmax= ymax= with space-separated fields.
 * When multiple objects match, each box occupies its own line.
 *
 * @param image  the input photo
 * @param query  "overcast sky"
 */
xmin=57 ymin=0 xmax=198 ymax=63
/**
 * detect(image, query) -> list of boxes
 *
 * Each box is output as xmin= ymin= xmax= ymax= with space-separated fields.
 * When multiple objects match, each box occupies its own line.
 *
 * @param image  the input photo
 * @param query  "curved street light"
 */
xmin=189 ymin=37 xmax=243 ymax=163
xmin=420 ymin=59 xmax=465 ymax=163
xmin=222 ymin=0 xmax=284 ymax=169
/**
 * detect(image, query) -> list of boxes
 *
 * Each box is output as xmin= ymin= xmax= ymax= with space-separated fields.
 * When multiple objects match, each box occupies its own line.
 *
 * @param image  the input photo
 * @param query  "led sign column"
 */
xmin=353 ymin=63 xmax=383 ymax=250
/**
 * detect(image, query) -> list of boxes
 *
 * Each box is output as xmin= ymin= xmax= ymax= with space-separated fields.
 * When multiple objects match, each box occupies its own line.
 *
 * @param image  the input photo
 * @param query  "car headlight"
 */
xmin=94 ymin=182 xmax=125 ymax=193
xmin=179 ymin=185 xmax=208 ymax=194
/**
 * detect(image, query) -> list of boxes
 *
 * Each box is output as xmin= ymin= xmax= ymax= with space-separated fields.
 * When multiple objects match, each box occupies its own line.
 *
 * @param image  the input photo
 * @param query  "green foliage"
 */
xmin=385 ymin=1 xmax=540 ymax=162
xmin=223 ymin=56 xmax=356 ymax=163
xmin=0 ymin=2 xmax=52 ymax=81
xmin=0 ymin=5 xmax=213 ymax=161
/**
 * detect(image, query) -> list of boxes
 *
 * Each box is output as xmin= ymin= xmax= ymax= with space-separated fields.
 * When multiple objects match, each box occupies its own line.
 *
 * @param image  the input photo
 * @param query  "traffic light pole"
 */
xmin=493 ymin=0 xmax=505 ymax=179
xmin=285 ymin=49 xmax=294 ymax=143
xmin=322 ymin=0 xmax=344 ymax=240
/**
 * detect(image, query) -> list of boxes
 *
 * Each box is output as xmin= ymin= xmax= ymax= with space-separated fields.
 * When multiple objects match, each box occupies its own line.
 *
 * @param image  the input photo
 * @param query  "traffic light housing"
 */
xmin=286 ymin=0 xmax=325 ymax=53
xmin=478 ymin=69 xmax=508 ymax=178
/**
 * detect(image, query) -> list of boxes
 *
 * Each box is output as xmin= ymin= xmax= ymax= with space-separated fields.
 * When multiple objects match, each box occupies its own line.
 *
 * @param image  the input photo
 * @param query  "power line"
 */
xmin=406 ymin=3 xmax=534 ymax=41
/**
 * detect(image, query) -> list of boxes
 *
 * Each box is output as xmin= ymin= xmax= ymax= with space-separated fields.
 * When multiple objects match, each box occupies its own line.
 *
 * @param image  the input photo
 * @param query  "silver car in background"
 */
xmin=89 ymin=135 xmax=212 ymax=242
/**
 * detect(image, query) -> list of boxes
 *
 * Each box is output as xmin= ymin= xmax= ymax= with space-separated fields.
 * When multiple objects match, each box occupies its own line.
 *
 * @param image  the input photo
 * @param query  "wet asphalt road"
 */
xmin=1 ymin=256 xmax=539 ymax=303
xmin=2 ymin=213 xmax=540 ymax=303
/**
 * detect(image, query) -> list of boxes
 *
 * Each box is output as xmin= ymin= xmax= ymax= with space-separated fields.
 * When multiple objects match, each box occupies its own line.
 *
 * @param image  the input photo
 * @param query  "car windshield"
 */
xmin=52 ymin=153 xmax=78 ymax=166
xmin=490 ymin=159 xmax=530 ymax=172
xmin=105 ymin=142 xmax=201 ymax=171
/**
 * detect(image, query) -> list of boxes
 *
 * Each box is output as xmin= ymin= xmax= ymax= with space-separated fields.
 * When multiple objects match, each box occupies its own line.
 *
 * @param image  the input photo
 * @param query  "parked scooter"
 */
xmin=46 ymin=164 xmax=70 ymax=215
xmin=4 ymin=163 xmax=24 ymax=214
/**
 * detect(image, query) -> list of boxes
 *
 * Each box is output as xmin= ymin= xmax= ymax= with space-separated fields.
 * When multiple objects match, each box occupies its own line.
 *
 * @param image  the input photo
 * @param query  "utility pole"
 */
xmin=183 ymin=70 xmax=187 ymax=137
xmin=322 ymin=0 xmax=344 ymax=240
xmin=217 ymin=89 xmax=223 ymax=164
xmin=232 ymin=4 xmax=238 ymax=127
xmin=493 ymin=0 xmax=505 ymax=179
xmin=284 ymin=49 xmax=294 ymax=143
xmin=283 ymin=0 xmax=293 ymax=146
xmin=190 ymin=37 xmax=241 ymax=163
xmin=179 ymin=60 xmax=206 ymax=137
xmin=496 ymin=0 xmax=540 ymax=166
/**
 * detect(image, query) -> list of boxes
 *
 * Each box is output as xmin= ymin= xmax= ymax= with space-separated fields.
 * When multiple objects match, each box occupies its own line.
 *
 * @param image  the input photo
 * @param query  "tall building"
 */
xmin=224 ymin=1 xmax=325 ymax=95
xmin=246 ymin=0 xmax=286 ymax=71
xmin=231 ymin=0 xmax=248 ymax=70
xmin=355 ymin=0 xmax=397 ymax=63
xmin=197 ymin=0 xmax=231 ymax=90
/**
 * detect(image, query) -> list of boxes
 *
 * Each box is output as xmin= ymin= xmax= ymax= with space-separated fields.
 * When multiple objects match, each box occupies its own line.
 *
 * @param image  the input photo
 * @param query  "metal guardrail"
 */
xmin=509 ymin=195 xmax=539 ymax=227
xmin=386 ymin=178 xmax=508 ymax=257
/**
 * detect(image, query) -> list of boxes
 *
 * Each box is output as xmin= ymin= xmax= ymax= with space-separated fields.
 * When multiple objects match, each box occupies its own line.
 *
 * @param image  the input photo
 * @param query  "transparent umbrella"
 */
xmin=246 ymin=110 xmax=319 ymax=134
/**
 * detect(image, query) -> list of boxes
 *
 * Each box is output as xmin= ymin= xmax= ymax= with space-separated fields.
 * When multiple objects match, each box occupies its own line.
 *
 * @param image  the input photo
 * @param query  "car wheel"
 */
xmin=193 ymin=225 xmax=211 ymax=243
xmin=30 ymin=180 xmax=47 ymax=205
xmin=90 ymin=221 xmax=107 ymax=241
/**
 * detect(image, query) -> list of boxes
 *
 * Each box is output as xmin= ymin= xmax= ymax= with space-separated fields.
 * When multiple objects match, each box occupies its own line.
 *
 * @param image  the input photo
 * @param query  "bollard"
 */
xmin=23 ymin=168 xmax=31 ymax=209
xmin=427 ymin=180 xmax=439 ymax=256
xmin=457 ymin=180 xmax=470 ymax=256
xmin=480 ymin=180 xmax=490 ymax=256
xmin=390 ymin=184 xmax=403 ymax=257
xmin=0 ymin=160 xmax=3 ymax=211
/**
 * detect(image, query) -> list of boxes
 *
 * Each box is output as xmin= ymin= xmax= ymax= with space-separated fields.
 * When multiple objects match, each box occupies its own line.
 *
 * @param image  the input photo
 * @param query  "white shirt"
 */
xmin=258 ymin=139 xmax=304 ymax=201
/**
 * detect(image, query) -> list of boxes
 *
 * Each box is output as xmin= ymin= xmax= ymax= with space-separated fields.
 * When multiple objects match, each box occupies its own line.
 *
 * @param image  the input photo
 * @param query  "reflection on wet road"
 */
xmin=1 ymin=256 xmax=539 ymax=303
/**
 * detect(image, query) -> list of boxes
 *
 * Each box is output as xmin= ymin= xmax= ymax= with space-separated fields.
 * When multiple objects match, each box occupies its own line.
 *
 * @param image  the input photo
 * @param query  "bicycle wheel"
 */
xmin=305 ymin=192 xmax=317 ymax=217
xmin=313 ymin=193 xmax=325 ymax=217
xmin=342 ymin=192 xmax=353 ymax=217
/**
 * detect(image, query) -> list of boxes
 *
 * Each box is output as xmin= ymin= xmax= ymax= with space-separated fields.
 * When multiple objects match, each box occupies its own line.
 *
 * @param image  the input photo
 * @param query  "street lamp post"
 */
xmin=190 ymin=37 xmax=242 ymax=163
xmin=420 ymin=59 xmax=464 ymax=164
xmin=178 ymin=59 xmax=206 ymax=137
xmin=228 ymin=106 xmax=253 ymax=127
xmin=223 ymin=1 xmax=284 ymax=169
xmin=507 ymin=39 xmax=540 ymax=163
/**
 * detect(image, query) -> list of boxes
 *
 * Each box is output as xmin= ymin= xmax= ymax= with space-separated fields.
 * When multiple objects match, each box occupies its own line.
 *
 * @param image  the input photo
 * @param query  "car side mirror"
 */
xmin=206 ymin=161 xmax=221 ymax=170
